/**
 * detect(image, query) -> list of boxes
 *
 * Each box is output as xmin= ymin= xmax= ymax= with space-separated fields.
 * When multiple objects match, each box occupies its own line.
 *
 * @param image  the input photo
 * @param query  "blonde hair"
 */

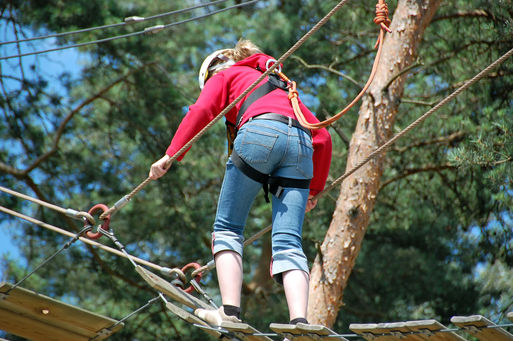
xmin=202 ymin=40 xmax=262 ymax=85
xmin=209 ymin=39 xmax=262 ymax=71
xmin=224 ymin=39 xmax=262 ymax=62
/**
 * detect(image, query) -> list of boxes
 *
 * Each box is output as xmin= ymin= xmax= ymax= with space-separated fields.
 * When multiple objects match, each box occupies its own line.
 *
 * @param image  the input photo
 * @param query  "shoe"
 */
xmin=194 ymin=306 xmax=241 ymax=326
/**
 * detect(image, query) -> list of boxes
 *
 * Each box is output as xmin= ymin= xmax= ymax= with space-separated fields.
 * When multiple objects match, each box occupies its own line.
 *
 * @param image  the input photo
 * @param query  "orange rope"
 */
xmin=290 ymin=0 xmax=392 ymax=130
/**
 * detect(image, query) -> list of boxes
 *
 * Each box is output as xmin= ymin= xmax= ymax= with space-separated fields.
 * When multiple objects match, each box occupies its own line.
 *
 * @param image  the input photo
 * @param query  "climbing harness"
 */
xmin=231 ymin=148 xmax=311 ymax=203
xmin=225 ymin=71 xmax=293 ymax=156
xmin=223 ymin=61 xmax=312 ymax=202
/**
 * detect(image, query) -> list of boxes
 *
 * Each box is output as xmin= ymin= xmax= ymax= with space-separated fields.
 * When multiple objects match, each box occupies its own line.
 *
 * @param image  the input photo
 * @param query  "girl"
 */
xmin=150 ymin=40 xmax=332 ymax=326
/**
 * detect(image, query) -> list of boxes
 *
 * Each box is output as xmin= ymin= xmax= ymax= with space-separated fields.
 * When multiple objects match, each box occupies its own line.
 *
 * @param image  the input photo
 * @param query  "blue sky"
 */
xmin=1 ymin=23 xmax=87 ymax=266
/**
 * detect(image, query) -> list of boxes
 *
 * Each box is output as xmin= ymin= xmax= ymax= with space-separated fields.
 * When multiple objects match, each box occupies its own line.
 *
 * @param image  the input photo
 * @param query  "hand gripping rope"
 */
xmin=285 ymin=0 xmax=392 ymax=130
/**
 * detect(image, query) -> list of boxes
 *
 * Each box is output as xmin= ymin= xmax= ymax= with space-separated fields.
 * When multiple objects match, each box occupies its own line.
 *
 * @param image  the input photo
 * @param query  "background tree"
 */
xmin=1 ymin=0 xmax=512 ymax=340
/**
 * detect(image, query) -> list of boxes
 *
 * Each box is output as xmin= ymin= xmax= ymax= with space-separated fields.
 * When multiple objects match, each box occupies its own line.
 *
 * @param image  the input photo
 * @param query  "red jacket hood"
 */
xmin=233 ymin=53 xmax=280 ymax=72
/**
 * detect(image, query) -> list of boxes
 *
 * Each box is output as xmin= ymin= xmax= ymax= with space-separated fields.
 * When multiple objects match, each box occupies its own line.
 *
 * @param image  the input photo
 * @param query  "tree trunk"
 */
xmin=308 ymin=0 xmax=441 ymax=326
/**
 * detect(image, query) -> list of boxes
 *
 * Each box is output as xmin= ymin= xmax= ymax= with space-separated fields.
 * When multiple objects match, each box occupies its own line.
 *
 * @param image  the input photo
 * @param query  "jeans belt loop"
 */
xmin=288 ymin=117 xmax=292 ymax=127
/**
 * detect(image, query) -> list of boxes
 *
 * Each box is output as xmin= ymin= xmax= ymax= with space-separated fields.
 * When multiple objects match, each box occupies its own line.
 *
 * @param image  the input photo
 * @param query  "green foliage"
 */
xmin=0 ymin=0 xmax=512 ymax=339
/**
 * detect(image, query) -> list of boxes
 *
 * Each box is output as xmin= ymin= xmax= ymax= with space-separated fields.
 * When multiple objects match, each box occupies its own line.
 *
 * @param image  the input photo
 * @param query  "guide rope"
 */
xmin=0 ymin=0 xmax=231 ymax=46
xmin=0 ymin=0 xmax=261 ymax=60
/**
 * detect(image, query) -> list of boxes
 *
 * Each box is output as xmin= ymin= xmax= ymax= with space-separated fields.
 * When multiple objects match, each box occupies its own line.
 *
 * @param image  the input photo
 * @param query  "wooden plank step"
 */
xmin=270 ymin=322 xmax=344 ymax=340
xmin=349 ymin=322 xmax=403 ymax=340
xmin=221 ymin=321 xmax=273 ymax=341
xmin=350 ymin=321 xmax=426 ymax=340
xmin=451 ymin=315 xmax=513 ymax=341
xmin=135 ymin=265 xmax=210 ymax=310
xmin=403 ymin=319 xmax=467 ymax=341
xmin=0 ymin=282 xmax=122 ymax=341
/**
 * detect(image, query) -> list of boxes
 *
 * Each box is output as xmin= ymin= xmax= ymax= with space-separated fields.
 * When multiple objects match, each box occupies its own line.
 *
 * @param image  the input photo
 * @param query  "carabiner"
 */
xmin=265 ymin=58 xmax=282 ymax=74
xmin=181 ymin=262 xmax=203 ymax=294
xmin=85 ymin=203 xmax=111 ymax=240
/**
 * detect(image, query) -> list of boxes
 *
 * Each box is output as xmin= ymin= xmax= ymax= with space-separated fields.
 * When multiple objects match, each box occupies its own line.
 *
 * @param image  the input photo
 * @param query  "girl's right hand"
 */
xmin=149 ymin=154 xmax=172 ymax=179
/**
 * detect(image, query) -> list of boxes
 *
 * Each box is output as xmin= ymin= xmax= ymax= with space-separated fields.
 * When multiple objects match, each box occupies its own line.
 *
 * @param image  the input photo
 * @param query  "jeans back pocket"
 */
xmin=296 ymin=138 xmax=314 ymax=179
xmin=236 ymin=127 xmax=279 ymax=164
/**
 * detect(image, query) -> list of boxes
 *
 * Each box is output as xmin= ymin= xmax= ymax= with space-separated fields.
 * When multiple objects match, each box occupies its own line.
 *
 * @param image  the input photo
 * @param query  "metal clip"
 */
xmin=94 ymin=328 xmax=112 ymax=339
xmin=65 ymin=208 xmax=80 ymax=218
xmin=113 ymin=195 xmax=130 ymax=211
xmin=463 ymin=325 xmax=480 ymax=334
xmin=419 ymin=328 xmax=434 ymax=337
xmin=307 ymin=333 xmax=323 ymax=341
xmin=390 ymin=331 xmax=405 ymax=338
xmin=144 ymin=25 xmax=164 ymax=34
xmin=274 ymin=186 xmax=284 ymax=198
xmin=124 ymin=16 xmax=145 ymax=23
xmin=362 ymin=332 xmax=376 ymax=340
xmin=265 ymin=58 xmax=282 ymax=74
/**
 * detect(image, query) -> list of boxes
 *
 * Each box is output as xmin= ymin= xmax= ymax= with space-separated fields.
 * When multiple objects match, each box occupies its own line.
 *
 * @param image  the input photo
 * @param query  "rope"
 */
xmin=99 ymin=0 xmax=352 ymax=220
xmin=89 ymin=295 xmax=161 ymax=341
xmin=0 ymin=205 xmax=164 ymax=272
xmin=317 ymin=44 xmax=513 ymax=197
xmin=0 ymin=185 xmax=94 ymax=224
xmin=4 ymin=225 xmax=92 ymax=295
xmin=0 ymin=0 xmax=230 ymax=46
xmin=290 ymin=0 xmax=392 ymax=130
xmin=0 ymin=0 xmax=261 ymax=60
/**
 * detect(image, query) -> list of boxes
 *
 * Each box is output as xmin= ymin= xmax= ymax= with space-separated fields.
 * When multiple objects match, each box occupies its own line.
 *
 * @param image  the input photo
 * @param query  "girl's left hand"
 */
xmin=305 ymin=194 xmax=317 ymax=213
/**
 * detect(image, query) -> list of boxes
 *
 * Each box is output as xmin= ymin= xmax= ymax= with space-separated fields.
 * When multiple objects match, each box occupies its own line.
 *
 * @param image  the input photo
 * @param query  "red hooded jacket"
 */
xmin=166 ymin=53 xmax=332 ymax=195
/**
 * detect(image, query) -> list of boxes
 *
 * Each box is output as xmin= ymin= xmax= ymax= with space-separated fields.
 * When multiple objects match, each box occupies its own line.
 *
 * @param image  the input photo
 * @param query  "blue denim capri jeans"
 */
xmin=212 ymin=116 xmax=314 ymax=283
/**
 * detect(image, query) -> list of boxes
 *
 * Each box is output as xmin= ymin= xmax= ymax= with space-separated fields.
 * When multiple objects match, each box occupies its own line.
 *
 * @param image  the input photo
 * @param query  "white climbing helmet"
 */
xmin=198 ymin=49 xmax=235 ymax=89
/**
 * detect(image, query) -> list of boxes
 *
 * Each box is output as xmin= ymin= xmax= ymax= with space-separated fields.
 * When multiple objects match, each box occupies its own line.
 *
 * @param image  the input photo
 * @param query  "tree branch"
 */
xmin=383 ymin=61 xmax=424 ymax=90
xmin=291 ymin=55 xmax=363 ymax=88
xmin=391 ymin=131 xmax=465 ymax=153
xmin=432 ymin=10 xmax=493 ymax=23
xmin=380 ymin=163 xmax=457 ymax=189
xmin=24 ymin=72 xmax=134 ymax=173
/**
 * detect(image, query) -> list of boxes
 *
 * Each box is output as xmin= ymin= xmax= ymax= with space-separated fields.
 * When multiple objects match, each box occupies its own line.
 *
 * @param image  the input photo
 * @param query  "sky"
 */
xmin=1 ymin=23 xmax=88 ymax=267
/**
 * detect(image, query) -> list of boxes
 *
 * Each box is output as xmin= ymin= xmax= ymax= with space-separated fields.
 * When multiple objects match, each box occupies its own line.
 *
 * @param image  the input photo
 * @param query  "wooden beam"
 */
xmin=270 ymin=322 xmax=345 ymax=341
xmin=221 ymin=321 xmax=273 ymax=341
xmin=135 ymin=265 xmax=211 ymax=309
xmin=350 ymin=322 xmax=402 ymax=340
xmin=451 ymin=315 xmax=513 ymax=341
xmin=0 ymin=282 xmax=122 ymax=341
xmin=350 ymin=321 xmax=426 ymax=340
xmin=403 ymin=320 xmax=466 ymax=341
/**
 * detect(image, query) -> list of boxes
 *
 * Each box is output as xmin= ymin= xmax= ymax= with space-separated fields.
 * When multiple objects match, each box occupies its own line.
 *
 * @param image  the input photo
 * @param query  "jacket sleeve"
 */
xmin=299 ymin=101 xmax=332 ymax=195
xmin=165 ymin=74 xmax=228 ymax=160
xmin=310 ymin=126 xmax=332 ymax=195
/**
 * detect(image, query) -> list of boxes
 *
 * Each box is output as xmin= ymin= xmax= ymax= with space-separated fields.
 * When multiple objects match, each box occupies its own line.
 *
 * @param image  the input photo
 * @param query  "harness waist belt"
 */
xmin=251 ymin=113 xmax=311 ymax=137
xmin=230 ymin=149 xmax=311 ymax=203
